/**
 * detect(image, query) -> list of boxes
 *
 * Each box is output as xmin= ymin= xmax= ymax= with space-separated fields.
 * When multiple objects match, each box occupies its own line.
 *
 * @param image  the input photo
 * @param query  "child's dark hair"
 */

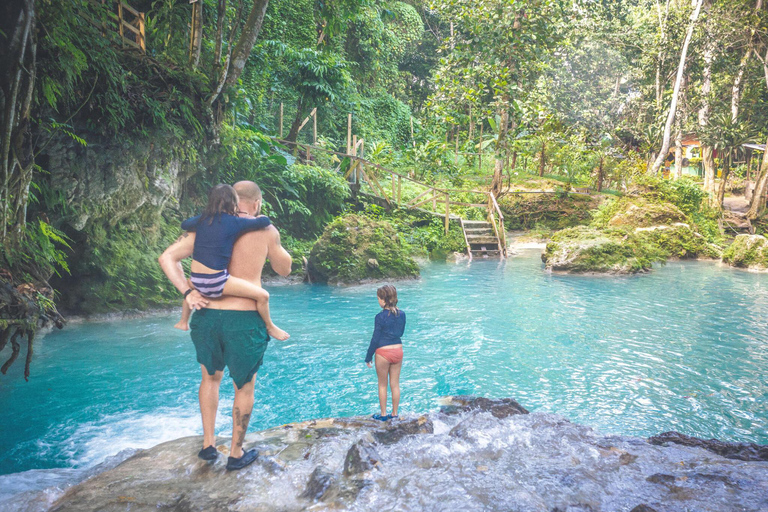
xmin=203 ymin=184 xmax=238 ymax=222
xmin=377 ymin=285 xmax=399 ymax=315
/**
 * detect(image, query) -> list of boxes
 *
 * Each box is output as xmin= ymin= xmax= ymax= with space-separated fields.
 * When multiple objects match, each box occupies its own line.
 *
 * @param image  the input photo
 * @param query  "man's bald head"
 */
xmin=233 ymin=181 xmax=262 ymax=216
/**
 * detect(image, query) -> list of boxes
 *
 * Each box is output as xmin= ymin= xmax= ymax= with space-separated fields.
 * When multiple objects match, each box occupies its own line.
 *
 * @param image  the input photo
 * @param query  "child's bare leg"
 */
xmin=174 ymin=299 xmax=192 ymax=331
xmin=222 ymin=276 xmax=290 ymax=341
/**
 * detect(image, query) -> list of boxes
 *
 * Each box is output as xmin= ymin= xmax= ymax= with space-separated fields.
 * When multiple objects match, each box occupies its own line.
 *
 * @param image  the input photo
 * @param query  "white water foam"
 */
xmin=1 ymin=403 xmax=234 ymax=510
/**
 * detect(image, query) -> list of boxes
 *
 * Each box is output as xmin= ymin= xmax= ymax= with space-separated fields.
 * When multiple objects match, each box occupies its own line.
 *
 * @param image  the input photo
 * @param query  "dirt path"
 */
xmin=723 ymin=195 xmax=749 ymax=215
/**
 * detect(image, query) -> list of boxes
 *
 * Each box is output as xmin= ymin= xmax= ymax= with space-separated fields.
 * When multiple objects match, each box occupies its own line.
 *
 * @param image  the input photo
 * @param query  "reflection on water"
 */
xmin=0 ymin=251 xmax=766 ymax=484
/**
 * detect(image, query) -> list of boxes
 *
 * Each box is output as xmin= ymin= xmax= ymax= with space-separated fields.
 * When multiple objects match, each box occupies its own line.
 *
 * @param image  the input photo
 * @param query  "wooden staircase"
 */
xmin=462 ymin=220 xmax=503 ymax=258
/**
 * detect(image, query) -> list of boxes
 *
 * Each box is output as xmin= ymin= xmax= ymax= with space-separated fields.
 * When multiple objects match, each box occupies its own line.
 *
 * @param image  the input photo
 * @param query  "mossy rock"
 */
xmin=308 ymin=215 xmax=420 ymax=284
xmin=608 ymin=200 xmax=686 ymax=228
xmin=542 ymin=226 xmax=650 ymax=273
xmin=722 ymin=235 xmax=768 ymax=270
xmin=500 ymin=193 xmax=596 ymax=230
xmin=542 ymin=223 xmax=721 ymax=274
xmin=632 ymin=223 xmax=721 ymax=260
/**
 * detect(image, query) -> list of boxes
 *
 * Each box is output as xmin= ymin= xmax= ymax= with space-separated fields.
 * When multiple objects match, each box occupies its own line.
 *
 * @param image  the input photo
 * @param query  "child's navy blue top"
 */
xmin=365 ymin=309 xmax=406 ymax=363
xmin=181 ymin=213 xmax=271 ymax=270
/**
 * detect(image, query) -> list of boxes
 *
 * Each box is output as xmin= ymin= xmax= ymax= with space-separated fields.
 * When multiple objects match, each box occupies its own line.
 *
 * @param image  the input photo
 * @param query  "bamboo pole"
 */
xmin=347 ymin=114 xmax=352 ymax=154
xmin=279 ymin=103 xmax=283 ymax=138
xmin=444 ymin=193 xmax=450 ymax=234
xmin=313 ymin=109 xmax=317 ymax=144
xmin=479 ymin=121 xmax=483 ymax=170
xmin=352 ymin=134 xmax=358 ymax=183
xmin=432 ymin=189 xmax=437 ymax=211
xmin=391 ymin=174 xmax=396 ymax=200
xmin=398 ymin=176 xmax=402 ymax=202
xmin=138 ymin=11 xmax=145 ymax=51
xmin=455 ymin=128 xmax=459 ymax=165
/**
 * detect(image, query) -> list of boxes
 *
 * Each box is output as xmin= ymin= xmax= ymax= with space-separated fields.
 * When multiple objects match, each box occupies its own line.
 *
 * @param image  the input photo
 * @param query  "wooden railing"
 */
xmin=274 ymin=138 xmax=494 ymax=236
xmin=488 ymin=192 xmax=507 ymax=257
xmin=83 ymin=0 xmax=145 ymax=53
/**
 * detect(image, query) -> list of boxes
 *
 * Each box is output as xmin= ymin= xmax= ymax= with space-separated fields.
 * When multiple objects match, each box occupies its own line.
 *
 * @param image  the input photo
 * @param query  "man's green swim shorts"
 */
xmin=189 ymin=309 xmax=270 ymax=389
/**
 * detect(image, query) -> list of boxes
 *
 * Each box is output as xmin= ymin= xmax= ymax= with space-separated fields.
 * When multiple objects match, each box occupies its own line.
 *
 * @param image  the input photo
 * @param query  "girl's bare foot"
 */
xmin=267 ymin=324 xmax=290 ymax=341
xmin=174 ymin=320 xmax=189 ymax=331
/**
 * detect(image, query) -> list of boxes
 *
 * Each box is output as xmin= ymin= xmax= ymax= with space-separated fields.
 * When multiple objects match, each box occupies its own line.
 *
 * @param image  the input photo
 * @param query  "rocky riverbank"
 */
xmin=12 ymin=396 xmax=768 ymax=512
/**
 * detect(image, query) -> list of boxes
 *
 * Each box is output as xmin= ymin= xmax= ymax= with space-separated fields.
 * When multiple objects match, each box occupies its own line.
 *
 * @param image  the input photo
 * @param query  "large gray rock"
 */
xmin=20 ymin=398 xmax=767 ymax=512
xmin=42 ymin=132 xmax=201 ymax=232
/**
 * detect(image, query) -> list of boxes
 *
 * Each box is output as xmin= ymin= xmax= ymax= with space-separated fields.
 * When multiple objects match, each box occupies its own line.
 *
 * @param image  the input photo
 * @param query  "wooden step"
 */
xmin=471 ymin=249 xmax=501 ymax=257
xmin=463 ymin=220 xmax=492 ymax=226
xmin=464 ymin=227 xmax=493 ymax=234
xmin=467 ymin=236 xmax=500 ymax=244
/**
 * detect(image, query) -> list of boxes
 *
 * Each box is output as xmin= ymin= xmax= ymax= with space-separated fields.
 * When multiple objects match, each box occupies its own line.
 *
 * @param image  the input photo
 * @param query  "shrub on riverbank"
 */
xmin=308 ymin=214 xmax=419 ymax=284
xmin=722 ymin=235 xmax=768 ymax=270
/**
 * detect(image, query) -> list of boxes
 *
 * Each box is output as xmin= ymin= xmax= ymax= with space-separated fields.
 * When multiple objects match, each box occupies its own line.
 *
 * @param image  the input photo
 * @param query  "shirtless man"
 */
xmin=158 ymin=180 xmax=291 ymax=471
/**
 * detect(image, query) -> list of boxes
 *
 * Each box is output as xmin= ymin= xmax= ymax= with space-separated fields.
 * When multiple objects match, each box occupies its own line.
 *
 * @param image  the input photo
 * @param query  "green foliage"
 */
xmin=200 ymin=125 xmax=349 ymax=239
xmin=723 ymin=235 xmax=768 ymax=269
xmin=55 ymin=210 xmax=185 ymax=313
xmin=308 ymin=214 xmax=420 ymax=284
xmin=1 ymin=220 xmax=72 ymax=284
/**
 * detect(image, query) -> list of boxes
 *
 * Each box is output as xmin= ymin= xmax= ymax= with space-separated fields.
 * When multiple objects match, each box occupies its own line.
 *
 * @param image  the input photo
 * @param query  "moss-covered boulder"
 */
xmin=722 ymin=235 xmax=768 ymax=270
xmin=308 ymin=215 xmax=419 ymax=284
xmin=633 ymin=223 xmax=721 ymax=260
xmin=542 ymin=223 xmax=722 ymax=274
xmin=500 ymin=193 xmax=597 ymax=230
xmin=542 ymin=226 xmax=650 ymax=273
xmin=608 ymin=200 xmax=687 ymax=228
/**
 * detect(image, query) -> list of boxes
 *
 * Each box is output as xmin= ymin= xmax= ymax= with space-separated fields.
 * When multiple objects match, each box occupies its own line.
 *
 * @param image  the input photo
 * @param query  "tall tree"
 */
xmin=649 ymin=0 xmax=703 ymax=175
xmin=0 ymin=0 xmax=36 ymax=243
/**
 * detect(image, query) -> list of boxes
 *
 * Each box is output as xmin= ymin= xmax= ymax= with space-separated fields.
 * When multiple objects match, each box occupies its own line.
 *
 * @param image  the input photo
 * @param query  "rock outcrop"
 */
xmin=722 ymin=234 xmax=768 ymax=270
xmin=307 ymin=214 xmax=420 ymax=284
xmin=543 ymin=198 xmax=721 ymax=274
xmin=23 ymin=396 xmax=768 ymax=512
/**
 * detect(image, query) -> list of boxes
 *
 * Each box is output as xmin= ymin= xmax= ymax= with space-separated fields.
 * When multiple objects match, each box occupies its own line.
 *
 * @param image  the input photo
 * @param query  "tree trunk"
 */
xmin=538 ymin=139 xmax=546 ymax=178
xmin=214 ymin=0 xmax=226 ymax=69
xmin=746 ymin=49 xmax=768 ymax=219
xmin=748 ymin=140 xmax=768 ymax=219
xmin=285 ymin=97 xmax=306 ymax=143
xmin=699 ymin=1 xmax=715 ymax=200
xmin=209 ymin=0 xmax=269 ymax=106
xmin=189 ymin=0 xmax=203 ymax=68
xmin=732 ymin=0 xmax=762 ymax=122
xmin=491 ymin=108 xmax=509 ymax=196
xmin=716 ymin=154 xmax=730 ymax=208
xmin=597 ymin=155 xmax=604 ymax=192
xmin=649 ymin=0 xmax=703 ymax=175
xmin=0 ymin=0 xmax=36 ymax=243
xmin=674 ymin=131 xmax=683 ymax=179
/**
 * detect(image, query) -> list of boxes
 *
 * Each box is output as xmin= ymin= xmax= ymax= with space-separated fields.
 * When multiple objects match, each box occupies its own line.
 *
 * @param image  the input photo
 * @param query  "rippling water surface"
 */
xmin=1 ymin=251 xmax=767 ymax=499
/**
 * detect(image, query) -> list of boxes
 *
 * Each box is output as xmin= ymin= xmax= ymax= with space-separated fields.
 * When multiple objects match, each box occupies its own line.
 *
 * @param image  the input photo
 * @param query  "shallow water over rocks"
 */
xmin=32 ymin=397 xmax=768 ymax=512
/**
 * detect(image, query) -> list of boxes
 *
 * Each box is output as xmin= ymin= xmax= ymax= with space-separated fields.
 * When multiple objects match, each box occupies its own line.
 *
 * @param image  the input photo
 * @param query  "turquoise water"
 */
xmin=1 ymin=251 xmax=767 ymax=480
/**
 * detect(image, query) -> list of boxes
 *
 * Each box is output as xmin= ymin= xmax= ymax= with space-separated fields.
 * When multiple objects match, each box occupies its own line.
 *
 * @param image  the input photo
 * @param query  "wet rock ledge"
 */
xmin=47 ymin=397 xmax=768 ymax=512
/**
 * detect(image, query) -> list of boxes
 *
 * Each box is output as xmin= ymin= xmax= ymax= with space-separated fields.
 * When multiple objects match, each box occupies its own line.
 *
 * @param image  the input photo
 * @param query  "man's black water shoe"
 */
xmin=198 ymin=445 xmax=218 ymax=461
xmin=226 ymin=449 xmax=259 ymax=471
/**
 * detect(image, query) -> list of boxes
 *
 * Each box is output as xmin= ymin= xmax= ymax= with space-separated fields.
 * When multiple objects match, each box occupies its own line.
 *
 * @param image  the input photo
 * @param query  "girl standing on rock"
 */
xmin=366 ymin=285 xmax=406 ymax=421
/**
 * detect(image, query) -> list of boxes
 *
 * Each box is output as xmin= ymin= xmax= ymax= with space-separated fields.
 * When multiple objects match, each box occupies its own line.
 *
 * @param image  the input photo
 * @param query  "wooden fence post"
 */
xmin=352 ymin=134 xmax=358 ymax=183
xmin=410 ymin=117 xmax=415 ymax=148
xmin=279 ymin=103 xmax=283 ymax=138
xmin=138 ymin=11 xmax=145 ymax=51
xmin=118 ymin=2 xmax=124 ymax=47
xmin=391 ymin=174 xmax=396 ymax=201
xmin=455 ymin=128 xmax=459 ymax=165
xmin=313 ymin=109 xmax=317 ymax=145
xmin=398 ymin=176 xmax=402 ymax=203
xmin=432 ymin=189 xmax=437 ymax=211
